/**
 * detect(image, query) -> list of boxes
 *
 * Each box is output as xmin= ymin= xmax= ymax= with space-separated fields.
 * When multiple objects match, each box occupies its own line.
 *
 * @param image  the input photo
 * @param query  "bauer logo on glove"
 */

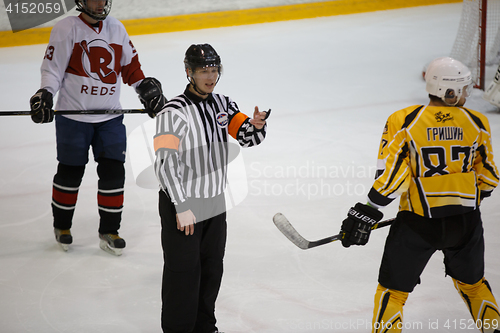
xmin=347 ymin=207 xmax=379 ymax=225
xmin=340 ymin=202 xmax=383 ymax=248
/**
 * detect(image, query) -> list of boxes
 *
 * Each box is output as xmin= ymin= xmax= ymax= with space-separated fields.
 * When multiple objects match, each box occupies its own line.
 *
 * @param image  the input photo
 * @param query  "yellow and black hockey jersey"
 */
xmin=368 ymin=105 xmax=499 ymax=218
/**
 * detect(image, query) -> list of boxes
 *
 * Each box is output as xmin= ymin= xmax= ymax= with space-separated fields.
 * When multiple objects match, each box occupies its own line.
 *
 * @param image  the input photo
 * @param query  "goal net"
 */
xmin=450 ymin=0 xmax=500 ymax=89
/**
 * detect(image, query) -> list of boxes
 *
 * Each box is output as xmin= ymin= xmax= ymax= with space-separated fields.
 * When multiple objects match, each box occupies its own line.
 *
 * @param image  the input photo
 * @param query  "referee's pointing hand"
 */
xmin=249 ymin=106 xmax=269 ymax=130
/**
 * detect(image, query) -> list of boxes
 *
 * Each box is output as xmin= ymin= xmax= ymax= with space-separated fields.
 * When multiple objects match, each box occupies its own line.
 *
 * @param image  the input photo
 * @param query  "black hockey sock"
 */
xmin=52 ymin=163 xmax=85 ymax=230
xmin=96 ymin=158 xmax=125 ymax=234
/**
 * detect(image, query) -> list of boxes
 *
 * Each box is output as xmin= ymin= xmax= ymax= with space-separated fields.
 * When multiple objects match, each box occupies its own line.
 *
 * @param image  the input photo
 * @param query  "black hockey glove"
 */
xmin=340 ymin=202 xmax=383 ymax=248
xmin=136 ymin=77 xmax=168 ymax=118
xmin=30 ymin=88 xmax=54 ymax=124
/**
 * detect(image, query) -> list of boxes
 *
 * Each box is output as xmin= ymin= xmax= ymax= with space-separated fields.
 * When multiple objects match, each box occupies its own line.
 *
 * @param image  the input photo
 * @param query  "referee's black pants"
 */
xmin=159 ymin=190 xmax=227 ymax=333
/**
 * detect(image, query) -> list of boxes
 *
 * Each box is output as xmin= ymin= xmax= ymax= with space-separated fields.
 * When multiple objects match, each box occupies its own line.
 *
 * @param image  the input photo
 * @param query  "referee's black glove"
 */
xmin=340 ymin=203 xmax=383 ymax=248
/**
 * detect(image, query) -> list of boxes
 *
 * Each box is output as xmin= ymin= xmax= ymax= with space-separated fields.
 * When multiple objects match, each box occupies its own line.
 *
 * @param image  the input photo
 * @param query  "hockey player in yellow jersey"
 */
xmin=339 ymin=57 xmax=500 ymax=332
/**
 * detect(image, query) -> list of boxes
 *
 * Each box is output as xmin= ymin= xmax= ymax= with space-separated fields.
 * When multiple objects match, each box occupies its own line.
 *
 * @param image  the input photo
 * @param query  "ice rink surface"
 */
xmin=1 ymin=3 xmax=500 ymax=332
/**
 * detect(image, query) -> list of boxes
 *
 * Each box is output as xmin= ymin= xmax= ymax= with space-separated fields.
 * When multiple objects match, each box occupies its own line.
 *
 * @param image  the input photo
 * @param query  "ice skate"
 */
xmin=99 ymin=233 xmax=126 ymax=256
xmin=54 ymin=228 xmax=72 ymax=251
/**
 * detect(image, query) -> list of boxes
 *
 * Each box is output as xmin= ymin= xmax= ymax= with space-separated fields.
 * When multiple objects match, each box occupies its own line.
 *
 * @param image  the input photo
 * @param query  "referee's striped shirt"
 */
xmin=154 ymin=85 xmax=267 ymax=212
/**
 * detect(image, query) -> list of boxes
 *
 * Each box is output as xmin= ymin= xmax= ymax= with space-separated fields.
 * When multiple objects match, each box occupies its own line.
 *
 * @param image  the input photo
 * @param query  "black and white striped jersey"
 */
xmin=154 ymin=86 xmax=266 ymax=212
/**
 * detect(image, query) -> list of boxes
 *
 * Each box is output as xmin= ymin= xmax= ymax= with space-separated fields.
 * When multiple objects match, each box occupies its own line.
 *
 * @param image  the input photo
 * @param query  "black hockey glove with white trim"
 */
xmin=340 ymin=202 xmax=383 ymax=248
xmin=30 ymin=88 xmax=54 ymax=124
xmin=136 ymin=77 xmax=168 ymax=118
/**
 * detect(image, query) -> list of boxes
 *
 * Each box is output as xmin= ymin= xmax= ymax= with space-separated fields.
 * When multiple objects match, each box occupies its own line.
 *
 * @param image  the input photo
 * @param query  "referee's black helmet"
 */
xmin=184 ymin=44 xmax=221 ymax=71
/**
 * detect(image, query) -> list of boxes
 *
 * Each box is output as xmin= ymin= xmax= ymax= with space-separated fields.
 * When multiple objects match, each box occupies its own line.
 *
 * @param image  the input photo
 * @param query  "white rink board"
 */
xmin=0 ymin=0 xmax=324 ymax=31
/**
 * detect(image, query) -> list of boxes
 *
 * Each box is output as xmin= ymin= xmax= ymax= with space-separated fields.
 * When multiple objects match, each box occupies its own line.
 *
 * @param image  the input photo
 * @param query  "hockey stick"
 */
xmin=0 ymin=109 xmax=147 ymax=116
xmin=272 ymin=213 xmax=395 ymax=250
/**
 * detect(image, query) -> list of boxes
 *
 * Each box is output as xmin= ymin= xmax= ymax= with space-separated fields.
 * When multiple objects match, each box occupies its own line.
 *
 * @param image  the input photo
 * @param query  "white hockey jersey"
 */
xmin=40 ymin=14 xmax=145 ymax=123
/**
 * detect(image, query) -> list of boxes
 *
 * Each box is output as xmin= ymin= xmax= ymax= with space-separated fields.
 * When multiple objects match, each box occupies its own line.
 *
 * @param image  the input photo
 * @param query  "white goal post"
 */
xmin=450 ymin=0 xmax=500 ymax=90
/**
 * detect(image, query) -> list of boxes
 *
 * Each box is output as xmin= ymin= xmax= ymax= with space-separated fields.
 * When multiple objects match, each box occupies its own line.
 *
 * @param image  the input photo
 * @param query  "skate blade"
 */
xmin=57 ymin=242 xmax=69 ymax=251
xmin=99 ymin=240 xmax=123 ymax=256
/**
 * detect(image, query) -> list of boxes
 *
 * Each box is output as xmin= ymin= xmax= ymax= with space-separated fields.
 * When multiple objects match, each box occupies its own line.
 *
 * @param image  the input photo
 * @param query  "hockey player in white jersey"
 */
xmin=29 ymin=0 xmax=167 ymax=255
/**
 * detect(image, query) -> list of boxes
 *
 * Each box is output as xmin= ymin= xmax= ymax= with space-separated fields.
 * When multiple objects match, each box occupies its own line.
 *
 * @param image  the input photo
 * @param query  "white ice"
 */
xmin=1 ymin=3 xmax=500 ymax=332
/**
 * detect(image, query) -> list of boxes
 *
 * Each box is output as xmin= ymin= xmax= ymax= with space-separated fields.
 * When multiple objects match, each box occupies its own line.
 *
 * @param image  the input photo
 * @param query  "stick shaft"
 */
xmin=307 ymin=218 xmax=394 ymax=248
xmin=272 ymin=213 xmax=394 ymax=250
xmin=0 ymin=109 xmax=146 ymax=116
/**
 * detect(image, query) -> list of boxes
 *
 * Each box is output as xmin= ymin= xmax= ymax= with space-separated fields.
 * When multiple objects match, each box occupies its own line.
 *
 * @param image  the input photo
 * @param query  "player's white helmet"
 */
xmin=425 ymin=57 xmax=473 ymax=105
xmin=75 ymin=0 xmax=112 ymax=21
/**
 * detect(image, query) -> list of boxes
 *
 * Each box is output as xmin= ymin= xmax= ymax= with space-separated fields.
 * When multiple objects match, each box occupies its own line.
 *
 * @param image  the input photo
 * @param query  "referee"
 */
xmin=154 ymin=44 xmax=269 ymax=333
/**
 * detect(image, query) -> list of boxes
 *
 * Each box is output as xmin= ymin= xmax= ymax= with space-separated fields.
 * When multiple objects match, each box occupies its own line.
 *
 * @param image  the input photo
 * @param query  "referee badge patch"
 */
xmin=216 ymin=112 xmax=229 ymax=128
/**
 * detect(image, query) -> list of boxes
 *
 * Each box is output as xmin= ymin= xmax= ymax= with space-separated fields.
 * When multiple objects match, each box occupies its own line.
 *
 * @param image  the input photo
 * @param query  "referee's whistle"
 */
xmin=263 ymin=109 xmax=271 ymax=120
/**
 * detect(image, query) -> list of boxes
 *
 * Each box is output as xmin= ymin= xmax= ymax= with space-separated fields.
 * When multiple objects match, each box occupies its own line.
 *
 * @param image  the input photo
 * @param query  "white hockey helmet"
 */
xmin=425 ymin=57 xmax=472 ymax=104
